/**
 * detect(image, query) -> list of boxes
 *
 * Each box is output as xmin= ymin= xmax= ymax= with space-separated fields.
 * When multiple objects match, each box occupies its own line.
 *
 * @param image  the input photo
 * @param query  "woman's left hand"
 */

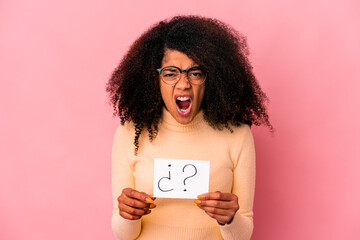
xmin=194 ymin=192 xmax=239 ymax=225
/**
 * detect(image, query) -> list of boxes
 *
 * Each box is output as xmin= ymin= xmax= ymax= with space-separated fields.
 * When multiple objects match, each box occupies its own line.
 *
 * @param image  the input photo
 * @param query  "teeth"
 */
xmin=177 ymin=96 xmax=190 ymax=101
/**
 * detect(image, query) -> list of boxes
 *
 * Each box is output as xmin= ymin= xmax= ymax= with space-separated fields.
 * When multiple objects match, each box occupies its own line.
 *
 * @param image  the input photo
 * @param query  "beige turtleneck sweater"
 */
xmin=111 ymin=109 xmax=255 ymax=240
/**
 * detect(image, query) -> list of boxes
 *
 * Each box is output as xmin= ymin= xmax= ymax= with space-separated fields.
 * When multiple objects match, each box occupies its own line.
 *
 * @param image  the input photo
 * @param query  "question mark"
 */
xmin=157 ymin=164 xmax=174 ymax=192
xmin=182 ymin=164 xmax=197 ymax=191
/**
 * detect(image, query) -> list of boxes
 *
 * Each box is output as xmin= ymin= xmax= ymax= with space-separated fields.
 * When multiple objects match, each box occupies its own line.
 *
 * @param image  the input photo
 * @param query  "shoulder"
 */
xmin=201 ymin=122 xmax=253 ymax=144
xmin=113 ymin=121 xmax=136 ymax=144
xmin=206 ymin=123 xmax=254 ymax=152
xmin=232 ymin=123 xmax=252 ymax=134
xmin=221 ymin=123 xmax=256 ymax=169
xmin=231 ymin=123 xmax=254 ymax=152
xmin=228 ymin=123 xmax=254 ymax=142
xmin=111 ymin=121 xmax=138 ymax=158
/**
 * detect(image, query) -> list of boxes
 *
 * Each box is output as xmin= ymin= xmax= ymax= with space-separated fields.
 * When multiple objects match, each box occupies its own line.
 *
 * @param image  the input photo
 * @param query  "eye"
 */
xmin=191 ymin=72 xmax=202 ymax=77
xmin=188 ymin=68 xmax=204 ymax=79
xmin=164 ymin=73 xmax=176 ymax=77
xmin=161 ymin=67 xmax=179 ymax=78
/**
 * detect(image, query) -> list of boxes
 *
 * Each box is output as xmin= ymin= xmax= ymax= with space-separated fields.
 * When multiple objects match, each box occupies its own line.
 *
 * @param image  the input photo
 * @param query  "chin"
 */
xmin=176 ymin=116 xmax=193 ymax=125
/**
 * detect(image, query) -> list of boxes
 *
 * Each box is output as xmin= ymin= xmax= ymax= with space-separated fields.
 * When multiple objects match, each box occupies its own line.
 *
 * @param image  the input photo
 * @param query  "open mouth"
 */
xmin=175 ymin=96 xmax=192 ymax=115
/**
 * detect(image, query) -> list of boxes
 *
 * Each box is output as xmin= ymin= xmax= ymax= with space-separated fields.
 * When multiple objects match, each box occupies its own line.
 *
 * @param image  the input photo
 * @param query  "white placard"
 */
xmin=153 ymin=158 xmax=210 ymax=199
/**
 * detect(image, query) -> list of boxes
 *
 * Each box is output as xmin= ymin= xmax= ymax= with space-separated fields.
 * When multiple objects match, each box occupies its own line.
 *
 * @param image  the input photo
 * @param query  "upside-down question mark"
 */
xmin=157 ymin=164 xmax=174 ymax=192
xmin=182 ymin=164 xmax=197 ymax=191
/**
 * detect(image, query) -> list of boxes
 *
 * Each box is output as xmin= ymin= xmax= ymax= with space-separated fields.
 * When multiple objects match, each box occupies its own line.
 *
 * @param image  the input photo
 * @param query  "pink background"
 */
xmin=1 ymin=0 xmax=359 ymax=239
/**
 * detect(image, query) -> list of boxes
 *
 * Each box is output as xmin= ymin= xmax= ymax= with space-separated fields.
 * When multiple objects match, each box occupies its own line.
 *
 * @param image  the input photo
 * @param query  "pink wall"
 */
xmin=1 ymin=0 xmax=359 ymax=239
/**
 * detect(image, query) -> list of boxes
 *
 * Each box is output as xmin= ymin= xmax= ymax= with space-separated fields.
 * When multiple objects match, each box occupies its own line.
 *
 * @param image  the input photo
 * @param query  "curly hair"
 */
xmin=106 ymin=15 xmax=272 ymax=155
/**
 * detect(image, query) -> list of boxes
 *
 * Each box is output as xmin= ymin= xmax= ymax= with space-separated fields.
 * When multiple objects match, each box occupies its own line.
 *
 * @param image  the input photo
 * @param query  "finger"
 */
xmin=119 ymin=202 xmax=151 ymax=217
xmin=204 ymin=212 xmax=233 ymax=225
xmin=119 ymin=210 xmax=142 ymax=220
xmin=123 ymin=188 xmax=154 ymax=203
xmin=199 ymin=205 xmax=235 ymax=216
xmin=122 ymin=196 xmax=150 ymax=209
xmin=198 ymin=192 xmax=236 ymax=201
xmin=195 ymin=203 xmax=234 ymax=225
xmin=197 ymin=199 xmax=235 ymax=209
xmin=149 ymin=194 xmax=157 ymax=201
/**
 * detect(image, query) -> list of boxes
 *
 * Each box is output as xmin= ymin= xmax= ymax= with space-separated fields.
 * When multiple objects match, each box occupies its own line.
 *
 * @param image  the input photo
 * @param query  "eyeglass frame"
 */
xmin=156 ymin=66 xmax=207 ymax=85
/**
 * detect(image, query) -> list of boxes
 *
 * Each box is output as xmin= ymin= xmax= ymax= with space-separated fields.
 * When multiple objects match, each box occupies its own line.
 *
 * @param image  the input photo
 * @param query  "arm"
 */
xmin=195 ymin=125 xmax=255 ymax=240
xmin=220 ymin=125 xmax=255 ymax=239
xmin=111 ymin=125 xmax=146 ymax=240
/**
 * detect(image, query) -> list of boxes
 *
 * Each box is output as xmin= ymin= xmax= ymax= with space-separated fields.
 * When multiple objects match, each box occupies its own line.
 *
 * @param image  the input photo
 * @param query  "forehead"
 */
xmin=161 ymin=49 xmax=197 ymax=67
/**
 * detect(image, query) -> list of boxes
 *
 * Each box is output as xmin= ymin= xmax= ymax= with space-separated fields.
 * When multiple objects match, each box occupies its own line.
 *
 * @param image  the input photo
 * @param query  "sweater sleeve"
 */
xmin=111 ymin=125 xmax=141 ymax=240
xmin=219 ymin=125 xmax=256 ymax=240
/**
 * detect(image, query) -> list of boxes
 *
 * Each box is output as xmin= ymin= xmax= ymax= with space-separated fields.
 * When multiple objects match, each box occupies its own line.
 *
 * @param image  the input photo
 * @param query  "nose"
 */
xmin=175 ymin=72 xmax=191 ymax=89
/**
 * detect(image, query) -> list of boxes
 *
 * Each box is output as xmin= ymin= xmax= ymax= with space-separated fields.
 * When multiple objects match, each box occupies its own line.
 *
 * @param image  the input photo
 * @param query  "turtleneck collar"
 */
xmin=161 ymin=108 xmax=207 ymax=132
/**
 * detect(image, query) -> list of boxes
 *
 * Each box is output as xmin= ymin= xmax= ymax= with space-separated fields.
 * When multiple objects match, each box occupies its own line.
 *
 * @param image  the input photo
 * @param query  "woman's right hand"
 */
xmin=117 ymin=188 xmax=156 ymax=220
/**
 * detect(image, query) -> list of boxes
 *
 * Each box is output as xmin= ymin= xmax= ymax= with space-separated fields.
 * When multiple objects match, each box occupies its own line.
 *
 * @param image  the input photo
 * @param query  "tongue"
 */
xmin=177 ymin=100 xmax=190 ymax=109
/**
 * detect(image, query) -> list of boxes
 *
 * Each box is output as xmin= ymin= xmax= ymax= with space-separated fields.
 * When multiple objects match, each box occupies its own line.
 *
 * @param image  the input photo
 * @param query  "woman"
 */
xmin=107 ymin=15 xmax=272 ymax=240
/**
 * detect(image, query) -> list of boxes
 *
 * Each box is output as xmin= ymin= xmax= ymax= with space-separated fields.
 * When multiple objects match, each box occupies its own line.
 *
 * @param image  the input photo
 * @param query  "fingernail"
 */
xmin=149 ymin=203 xmax=156 ymax=208
xmin=145 ymin=198 xmax=154 ymax=203
xmin=146 ymin=210 xmax=151 ymax=214
xmin=194 ymin=199 xmax=201 ymax=204
xmin=197 ymin=194 xmax=204 ymax=199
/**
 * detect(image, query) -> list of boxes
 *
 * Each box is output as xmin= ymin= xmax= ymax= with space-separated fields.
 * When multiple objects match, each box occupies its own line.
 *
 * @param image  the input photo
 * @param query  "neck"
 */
xmin=161 ymin=108 xmax=207 ymax=132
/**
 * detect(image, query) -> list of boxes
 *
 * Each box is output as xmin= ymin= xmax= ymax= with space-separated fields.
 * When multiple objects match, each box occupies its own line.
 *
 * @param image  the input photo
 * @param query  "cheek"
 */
xmin=159 ymin=83 xmax=172 ymax=105
xmin=198 ymin=86 xmax=206 ymax=103
xmin=159 ymin=81 xmax=165 ymax=101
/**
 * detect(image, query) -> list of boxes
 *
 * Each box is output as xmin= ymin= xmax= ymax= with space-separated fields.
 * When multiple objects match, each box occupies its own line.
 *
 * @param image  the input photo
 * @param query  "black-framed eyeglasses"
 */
xmin=156 ymin=66 xmax=207 ymax=85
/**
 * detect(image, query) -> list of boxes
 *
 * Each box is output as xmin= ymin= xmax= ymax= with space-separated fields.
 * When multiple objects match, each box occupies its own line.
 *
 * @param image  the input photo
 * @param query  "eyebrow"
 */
xmin=161 ymin=65 xmax=200 ymax=70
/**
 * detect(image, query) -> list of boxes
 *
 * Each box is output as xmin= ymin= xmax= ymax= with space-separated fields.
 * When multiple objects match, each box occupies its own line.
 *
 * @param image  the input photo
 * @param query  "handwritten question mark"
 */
xmin=182 ymin=164 xmax=197 ymax=191
xmin=157 ymin=164 xmax=174 ymax=192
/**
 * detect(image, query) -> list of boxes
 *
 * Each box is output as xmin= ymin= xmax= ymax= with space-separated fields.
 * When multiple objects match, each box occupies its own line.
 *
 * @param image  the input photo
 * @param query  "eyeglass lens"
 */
xmin=160 ymin=67 xmax=205 ymax=84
